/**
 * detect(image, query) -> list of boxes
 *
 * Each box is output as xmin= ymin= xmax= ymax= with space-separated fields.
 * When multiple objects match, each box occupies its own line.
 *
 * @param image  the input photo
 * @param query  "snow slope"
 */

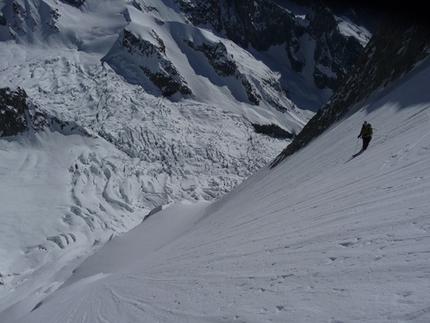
xmin=6 ymin=54 xmax=430 ymax=323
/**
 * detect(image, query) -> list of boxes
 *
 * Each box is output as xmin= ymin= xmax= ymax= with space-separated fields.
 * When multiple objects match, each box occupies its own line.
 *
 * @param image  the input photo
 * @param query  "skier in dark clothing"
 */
xmin=358 ymin=121 xmax=373 ymax=150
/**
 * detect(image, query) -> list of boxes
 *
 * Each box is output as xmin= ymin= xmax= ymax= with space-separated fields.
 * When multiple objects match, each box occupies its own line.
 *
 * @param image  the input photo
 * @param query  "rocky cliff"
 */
xmin=0 ymin=87 xmax=91 ymax=137
xmin=175 ymin=0 xmax=368 ymax=96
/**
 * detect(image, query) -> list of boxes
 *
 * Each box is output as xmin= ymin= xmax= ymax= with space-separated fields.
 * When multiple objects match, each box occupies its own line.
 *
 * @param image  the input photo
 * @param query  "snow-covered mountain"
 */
xmin=1 ymin=10 xmax=430 ymax=322
xmin=0 ymin=0 xmax=376 ymax=207
xmin=4 ymin=0 xmax=425 ymax=321
xmin=0 ymin=0 xmax=374 ymax=298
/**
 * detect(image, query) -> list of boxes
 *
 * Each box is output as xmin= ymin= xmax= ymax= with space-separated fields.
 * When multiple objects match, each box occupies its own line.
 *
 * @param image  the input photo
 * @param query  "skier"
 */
xmin=357 ymin=121 xmax=373 ymax=151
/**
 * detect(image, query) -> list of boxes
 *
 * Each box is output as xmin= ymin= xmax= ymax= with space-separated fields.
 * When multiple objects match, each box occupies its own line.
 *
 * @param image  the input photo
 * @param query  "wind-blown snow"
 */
xmin=4 ymin=53 xmax=430 ymax=323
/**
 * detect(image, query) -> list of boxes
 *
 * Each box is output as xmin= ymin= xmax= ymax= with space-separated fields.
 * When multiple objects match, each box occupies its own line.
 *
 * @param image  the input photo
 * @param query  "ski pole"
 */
xmin=354 ymin=138 xmax=359 ymax=153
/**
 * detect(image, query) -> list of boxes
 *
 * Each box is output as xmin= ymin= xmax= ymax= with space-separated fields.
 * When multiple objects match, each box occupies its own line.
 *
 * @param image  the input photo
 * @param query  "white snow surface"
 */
xmin=2 ymin=51 xmax=430 ymax=322
xmin=1 ymin=0 xmax=430 ymax=321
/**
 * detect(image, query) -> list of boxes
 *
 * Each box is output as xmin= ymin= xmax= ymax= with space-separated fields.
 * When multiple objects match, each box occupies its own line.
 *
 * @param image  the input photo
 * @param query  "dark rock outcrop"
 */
xmin=184 ymin=38 xmax=262 ymax=104
xmin=309 ymin=5 xmax=364 ymax=90
xmin=0 ymin=0 xmax=60 ymax=40
xmin=177 ymin=0 xmax=222 ymax=32
xmin=0 ymin=87 xmax=91 ymax=137
xmin=184 ymin=38 xmax=298 ymax=107
xmin=60 ymin=0 xmax=85 ymax=7
xmin=0 ymin=87 xmax=29 ymax=137
xmin=104 ymin=29 xmax=192 ymax=97
xmin=252 ymin=123 xmax=293 ymax=139
xmin=184 ymin=40 xmax=237 ymax=77
xmin=270 ymin=16 xmax=430 ymax=168
xmin=0 ymin=14 xmax=6 ymax=26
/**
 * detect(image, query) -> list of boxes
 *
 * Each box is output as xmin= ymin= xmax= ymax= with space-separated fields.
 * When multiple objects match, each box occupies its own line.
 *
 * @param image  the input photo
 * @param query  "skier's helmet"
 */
xmin=363 ymin=121 xmax=368 ymax=125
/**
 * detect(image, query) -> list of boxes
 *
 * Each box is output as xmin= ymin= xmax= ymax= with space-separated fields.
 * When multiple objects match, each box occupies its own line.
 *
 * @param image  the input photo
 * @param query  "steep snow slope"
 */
xmin=9 ymin=55 xmax=430 ymax=323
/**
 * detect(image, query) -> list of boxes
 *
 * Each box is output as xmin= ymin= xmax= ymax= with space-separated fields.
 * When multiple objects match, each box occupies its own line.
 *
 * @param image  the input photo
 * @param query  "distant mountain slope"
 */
xmin=175 ymin=0 xmax=375 ymax=110
xmin=0 ymin=0 xmax=376 ymax=207
xmin=0 ymin=0 xmax=374 ymax=111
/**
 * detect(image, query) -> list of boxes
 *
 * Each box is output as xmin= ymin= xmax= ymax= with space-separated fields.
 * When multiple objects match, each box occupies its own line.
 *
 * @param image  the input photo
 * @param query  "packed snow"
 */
xmin=2 ymin=47 xmax=430 ymax=323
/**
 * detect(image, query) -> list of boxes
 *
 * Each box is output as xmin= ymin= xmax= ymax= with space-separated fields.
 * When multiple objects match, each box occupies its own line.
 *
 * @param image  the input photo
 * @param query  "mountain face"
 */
xmin=175 ymin=0 xmax=371 ymax=107
xmin=0 ymin=0 xmax=375 ymax=205
xmin=270 ymin=15 xmax=430 ymax=168
xmin=0 ymin=0 xmax=374 ymax=110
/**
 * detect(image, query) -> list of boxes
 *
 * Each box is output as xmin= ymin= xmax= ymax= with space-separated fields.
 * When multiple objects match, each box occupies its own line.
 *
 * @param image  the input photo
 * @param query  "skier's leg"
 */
xmin=363 ymin=137 xmax=371 ymax=150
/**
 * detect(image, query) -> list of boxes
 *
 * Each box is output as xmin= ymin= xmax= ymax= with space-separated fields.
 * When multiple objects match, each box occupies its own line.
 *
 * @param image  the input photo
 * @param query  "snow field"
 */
xmin=10 ymin=58 xmax=430 ymax=323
